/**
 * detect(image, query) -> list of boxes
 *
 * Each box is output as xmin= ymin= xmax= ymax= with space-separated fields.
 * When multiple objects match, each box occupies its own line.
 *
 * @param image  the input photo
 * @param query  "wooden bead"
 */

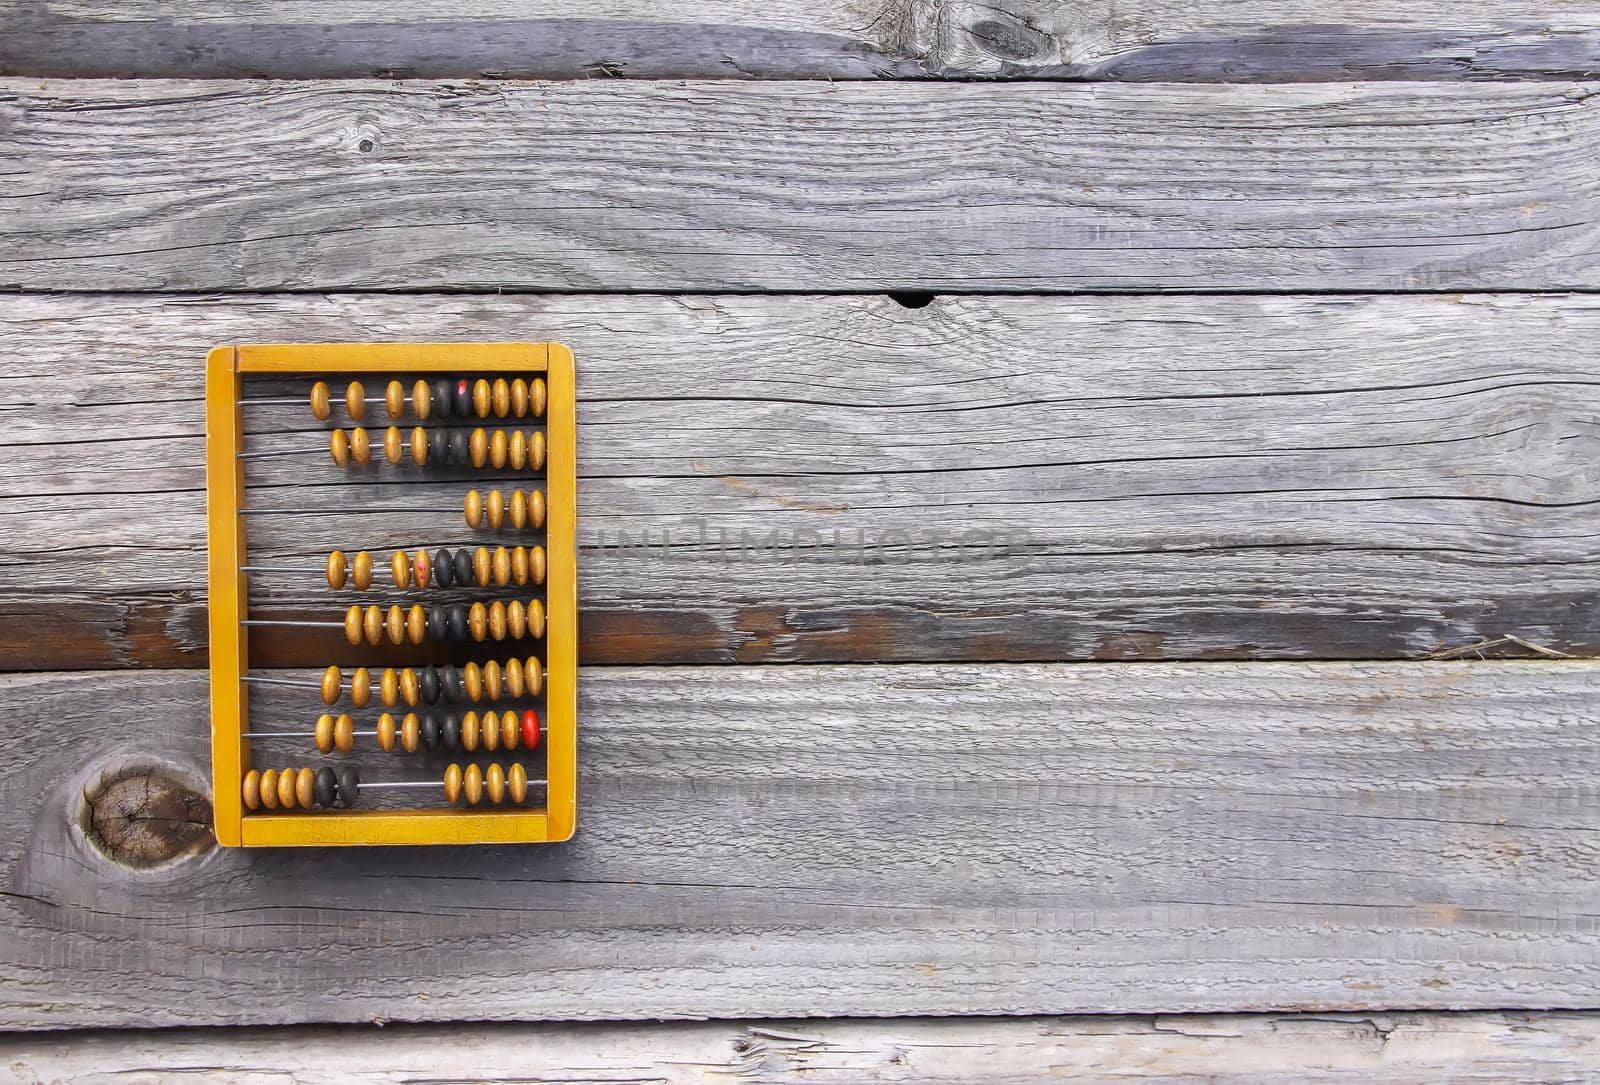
xmin=486 ymin=489 xmax=505 ymax=530
xmin=407 ymin=604 xmax=426 ymax=645
xmin=385 ymin=380 xmax=405 ymax=420
xmin=490 ymin=427 xmax=508 ymax=469
xmin=531 ymin=545 xmax=547 ymax=586
xmin=346 ymin=380 xmax=366 ymax=421
xmin=463 ymin=662 xmax=482 ymax=702
xmin=473 ymin=546 xmax=491 ymax=587
xmin=329 ymin=428 xmax=350 ymax=468
xmin=473 ymin=378 xmax=492 ymax=418
xmin=481 ymin=709 xmax=500 ymax=751
xmin=383 ymin=425 xmax=403 ymax=465
xmin=352 ymin=551 xmax=373 ymax=591
xmin=350 ymin=426 xmax=372 ymax=466
xmin=483 ymin=659 xmax=503 ymax=700
xmin=462 ymin=711 xmax=480 ymax=752
xmin=489 ymin=600 xmax=508 ymax=641
xmin=385 ymin=604 xmax=404 ymax=645
xmin=380 ymin=668 xmax=399 ymax=707
xmin=528 ymin=430 xmax=546 ymax=471
xmin=320 ymin=665 xmax=342 ymax=705
xmin=470 ymin=427 xmax=488 ymax=468
xmin=463 ymin=763 xmax=484 ymax=806
xmin=309 ymin=381 xmax=331 ymax=421
xmin=259 ymin=769 xmax=280 ymax=810
xmin=531 ymin=377 xmax=547 ymax=418
xmin=410 ymin=425 xmax=429 ymax=466
xmin=276 ymin=766 xmax=297 ymax=809
xmin=511 ymin=378 xmax=529 ymax=417
xmin=401 ymin=712 xmax=420 ymax=753
xmin=508 ymin=430 xmax=527 ymax=470
xmin=400 ymin=667 xmax=420 ymax=707
xmin=376 ymin=712 xmax=396 ymax=752
xmin=527 ymin=599 xmax=546 ymax=640
xmin=334 ymin=713 xmax=355 ymax=752
xmin=525 ymin=656 xmax=543 ymax=696
xmin=391 ymin=550 xmax=410 ymax=589
xmin=499 ymin=709 xmax=518 ymax=750
xmin=504 ymin=599 xmax=524 ymax=641
xmin=486 ymin=762 xmax=506 ymax=804
xmin=363 ymin=604 xmax=383 ymax=645
xmin=326 ymin=550 xmax=347 ymax=590
xmin=350 ymin=666 xmax=371 ymax=708
xmin=242 ymin=769 xmax=262 ymax=811
xmin=504 ymin=657 xmax=525 ymax=697
xmin=492 ymin=377 xmax=510 ymax=418
xmin=492 ymin=546 xmax=511 ymax=586
xmin=412 ymin=378 xmax=431 ymax=421
xmin=414 ymin=549 xmax=432 ymax=589
xmin=468 ymin=602 xmax=488 ymax=642
xmin=344 ymin=605 xmax=363 ymax=645
xmin=464 ymin=489 xmax=484 ymax=529
xmin=443 ymin=763 xmax=463 ymax=805
xmin=530 ymin=489 xmax=546 ymax=529
xmin=295 ymin=766 xmax=315 ymax=810
xmin=314 ymin=713 xmax=334 ymax=753
xmin=509 ymin=763 xmax=528 ymax=804
xmin=510 ymin=546 xmax=529 ymax=585
xmin=509 ymin=489 xmax=528 ymax=530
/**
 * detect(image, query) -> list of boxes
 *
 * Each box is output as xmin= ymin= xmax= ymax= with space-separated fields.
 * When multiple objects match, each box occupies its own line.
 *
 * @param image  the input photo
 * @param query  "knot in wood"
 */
xmin=966 ymin=14 xmax=1050 ymax=61
xmin=82 ymin=764 xmax=213 ymax=869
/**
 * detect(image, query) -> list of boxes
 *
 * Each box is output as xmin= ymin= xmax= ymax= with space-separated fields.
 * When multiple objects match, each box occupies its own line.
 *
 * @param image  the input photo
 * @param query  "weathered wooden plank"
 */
xmin=6 ymin=79 xmax=1600 ymax=293
xmin=5 ymin=1011 xmax=1599 ymax=1083
xmin=2 ymin=661 xmax=1596 ymax=1028
xmin=4 ymin=291 xmax=1599 ymax=670
xmin=4 ymin=1 xmax=1600 ymax=81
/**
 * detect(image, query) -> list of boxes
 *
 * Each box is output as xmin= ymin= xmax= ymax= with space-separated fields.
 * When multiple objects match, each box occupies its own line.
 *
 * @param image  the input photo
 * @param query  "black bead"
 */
xmin=420 ymin=665 xmax=441 ymax=704
xmin=447 ymin=604 xmax=468 ymax=642
xmin=452 ymin=378 xmax=472 ymax=417
xmin=421 ymin=713 xmax=441 ymax=751
xmin=337 ymin=767 xmax=360 ymax=808
xmin=432 ymin=378 xmax=453 ymax=420
xmin=441 ymin=713 xmax=461 ymax=750
xmin=426 ymin=607 xmax=447 ymax=645
xmin=448 ymin=430 xmax=468 ymax=466
xmin=313 ymin=767 xmax=337 ymax=809
xmin=452 ymin=549 xmax=473 ymax=587
xmin=442 ymin=666 xmax=463 ymax=703
xmin=434 ymin=548 xmax=454 ymax=587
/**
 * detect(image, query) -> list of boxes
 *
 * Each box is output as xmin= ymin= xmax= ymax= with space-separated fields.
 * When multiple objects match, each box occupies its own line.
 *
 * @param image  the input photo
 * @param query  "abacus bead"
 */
xmin=414 ymin=549 xmax=432 ymax=589
xmin=385 ymin=604 xmax=405 ymax=645
xmin=350 ymin=667 xmax=371 ymax=708
xmin=486 ymin=489 xmax=506 ymax=530
xmin=314 ymin=767 xmax=338 ymax=808
xmin=469 ymin=427 xmax=488 ymax=468
xmin=432 ymin=378 xmax=453 ymax=420
xmin=525 ymin=656 xmax=543 ymax=696
xmin=346 ymin=380 xmax=366 ymax=421
xmin=511 ymin=378 xmax=529 ymax=417
xmin=407 ymin=604 xmax=426 ymax=644
xmin=434 ymin=548 xmax=454 ymax=588
xmin=483 ymin=659 xmax=502 ymax=700
xmin=462 ymin=711 xmax=480 ymax=751
xmin=447 ymin=604 xmax=469 ymax=642
xmin=482 ymin=711 xmax=500 ymax=751
xmin=531 ymin=545 xmax=547 ymax=586
xmin=509 ymin=489 xmax=528 ymax=529
xmin=528 ymin=430 xmax=547 ymax=471
xmin=276 ymin=767 xmax=297 ymax=810
xmin=402 ymin=712 xmax=420 ymax=753
xmin=335 ymin=713 xmax=355 ymax=752
xmin=442 ymin=666 xmax=464 ymax=704
xmin=330 ymin=428 xmax=351 ymax=468
xmin=527 ymin=599 xmax=546 ymax=640
xmin=464 ymin=763 xmax=483 ymax=806
xmin=531 ymin=377 xmax=547 ymax=418
xmin=242 ymin=769 xmax=262 ymax=811
xmin=353 ymin=550 xmax=373 ymax=591
xmin=510 ymin=546 xmax=529 ymax=585
xmin=473 ymin=378 xmax=491 ymax=417
xmin=410 ymin=426 xmax=429 ymax=466
xmin=453 ymin=378 xmax=472 ymax=417
xmin=412 ymin=378 xmax=431 ymax=421
xmin=464 ymin=490 xmax=484 ymax=529
xmin=379 ymin=667 xmax=399 ymax=707
xmin=401 ymin=666 xmax=421 ymax=706
xmin=383 ymin=425 xmax=403 ymax=465
xmin=508 ymin=429 xmax=527 ymax=470
xmin=492 ymin=546 xmax=511 ymax=586
xmin=351 ymin=425 xmax=372 ymax=465
xmin=377 ymin=712 xmax=396 ymax=752
xmin=473 ymin=545 xmax=491 ymax=587
xmin=464 ymin=662 xmax=483 ymax=702
xmin=391 ymin=550 xmax=410 ymax=589
xmin=444 ymin=763 xmax=463 ymax=805
xmin=489 ymin=600 xmax=508 ymax=641
xmin=309 ymin=381 xmax=331 ymax=421
xmin=492 ymin=378 xmax=510 ymax=418
xmin=452 ymin=548 xmax=473 ymax=587
xmin=338 ymin=767 xmax=359 ymax=808
xmin=509 ymin=763 xmax=528 ymax=804
xmin=448 ymin=429 xmax=468 ymax=466
xmin=421 ymin=713 xmax=441 ymax=751
xmin=295 ymin=767 xmax=315 ymax=810
xmin=320 ymin=665 xmax=342 ymax=705
xmin=504 ymin=600 xmax=524 ymax=641
xmin=521 ymin=708 xmax=542 ymax=750
xmin=427 ymin=605 xmax=447 ymax=644
xmin=259 ymin=769 xmax=279 ymax=809
xmin=441 ymin=713 xmax=461 ymax=750
xmin=469 ymin=602 xmax=489 ymax=642
xmin=530 ymin=489 xmax=546 ymax=529
xmin=505 ymin=657 xmax=525 ymax=697
xmin=344 ymin=605 xmax=363 ymax=645
xmin=499 ymin=709 xmax=518 ymax=751
xmin=489 ymin=428 xmax=508 ymax=469
xmin=385 ymin=380 xmax=405 ymax=420
xmin=486 ymin=762 xmax=506 ymax=804
xmin=363 ymin=604 xmax=384 ymax=645
xmin=420 ymin=665 xmax=441 ymax=704
xmin=327 ymin=551 xmax=348 ymax=591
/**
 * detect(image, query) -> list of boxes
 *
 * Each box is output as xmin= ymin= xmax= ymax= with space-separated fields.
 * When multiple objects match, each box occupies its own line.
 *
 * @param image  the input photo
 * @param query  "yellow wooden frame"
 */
xmin=205 ymin=342 xmax=578 ymax=847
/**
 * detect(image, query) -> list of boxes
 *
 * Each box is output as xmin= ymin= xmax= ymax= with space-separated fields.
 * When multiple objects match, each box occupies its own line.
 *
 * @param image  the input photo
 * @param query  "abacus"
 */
xmin=205 ymin=343 xmax=577 ymax=847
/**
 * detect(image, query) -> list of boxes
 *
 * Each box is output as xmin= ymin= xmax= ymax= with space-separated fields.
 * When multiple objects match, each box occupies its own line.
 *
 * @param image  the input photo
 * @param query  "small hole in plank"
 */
xmin=887 ymin=291 xmax=936 ymax=310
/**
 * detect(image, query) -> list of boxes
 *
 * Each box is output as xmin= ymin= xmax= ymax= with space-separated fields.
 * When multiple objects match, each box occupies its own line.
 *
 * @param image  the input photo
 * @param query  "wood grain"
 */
xmin=5 ymin=291 xmax=1599 ymax=669
xmin=5 ymin=1011 xmax=1599 ymax=1083
xmin=4 ymin=0 xmax=1600 ymax=81
xmin=6 ymin=79 xmax=1600 ymax=293
xmin=2 ymin=661 xmax=1596 ymax=1027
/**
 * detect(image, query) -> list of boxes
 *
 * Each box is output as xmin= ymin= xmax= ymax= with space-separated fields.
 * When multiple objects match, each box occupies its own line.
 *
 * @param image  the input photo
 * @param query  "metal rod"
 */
xmin=240 ymin=507 xmax=463 ymax=516
xmin=239 ymin=565 xmax=308 ymax=574
xmin=241 ymin=675 xmax=313 ymax=688
xmin=243 ymin=731 xmax=378 ymax=739
xmin=242 ymin=619 xmax=344 ymax=629
xmin=237 ymin=397 xmax=308 ymax=406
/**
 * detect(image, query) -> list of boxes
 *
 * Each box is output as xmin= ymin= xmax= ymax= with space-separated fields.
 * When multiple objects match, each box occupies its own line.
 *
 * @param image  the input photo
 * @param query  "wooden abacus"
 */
xmin=206 ymin=343 xmax=577 ymax=847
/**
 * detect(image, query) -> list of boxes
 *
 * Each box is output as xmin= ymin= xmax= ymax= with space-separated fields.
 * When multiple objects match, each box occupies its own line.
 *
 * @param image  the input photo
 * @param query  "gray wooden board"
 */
xmin=2 ymin=661 xmax=1597 ymax=1028
xmin=5 ymin=0 xmax=1600 ymax=81
xmin=4 ymin=292 xmax=1599 ymax=669
xmin=7 ymin=79 xmax=1600 ymax=293
xmin=4 ymin=1011 xmax=1599 ymax=1083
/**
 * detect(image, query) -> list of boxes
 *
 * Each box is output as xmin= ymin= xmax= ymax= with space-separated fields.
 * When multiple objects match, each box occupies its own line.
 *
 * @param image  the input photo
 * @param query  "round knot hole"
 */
xmin=81 ymin=763 xmax=213 ymax=870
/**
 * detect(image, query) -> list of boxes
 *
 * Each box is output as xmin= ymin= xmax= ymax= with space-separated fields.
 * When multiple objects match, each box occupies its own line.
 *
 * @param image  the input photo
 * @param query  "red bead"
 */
xmin=457 ymin=379 xmax=469 ymax=396
xmin=520 ymin=708 xmax=541 ymax=750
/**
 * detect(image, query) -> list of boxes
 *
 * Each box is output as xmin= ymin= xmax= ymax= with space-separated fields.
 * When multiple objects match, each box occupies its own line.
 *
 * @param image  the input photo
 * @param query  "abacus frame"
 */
xmin=206 ymin=342 xmax=578 ymax=847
